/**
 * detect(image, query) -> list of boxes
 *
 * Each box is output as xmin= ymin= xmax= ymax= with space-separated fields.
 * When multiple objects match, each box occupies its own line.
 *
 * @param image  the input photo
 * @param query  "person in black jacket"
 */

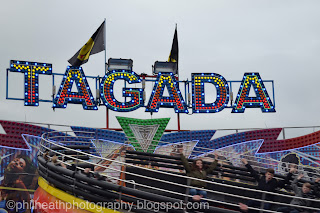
xmin=313 ymin=178 xmax=320 ymax=198
xmin=239 ymin=158 xmax=296 ymax=210
xmin=312 ymin=177 xmax=320 ymax=211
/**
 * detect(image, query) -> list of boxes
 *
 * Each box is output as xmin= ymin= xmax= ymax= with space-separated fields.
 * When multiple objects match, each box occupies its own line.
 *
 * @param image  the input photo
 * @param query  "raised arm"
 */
xmin=291 ymin=174 xmax=303 ymax=194
xmin=180 ymin=153 xmax=191 ymax=173
xmin=206 ymin=152 xmax=219 ymax=174
xmin=278 ymin=167 xmax=296 ymax=188
xmin=241 ymin=158 xmax=260 ymax=182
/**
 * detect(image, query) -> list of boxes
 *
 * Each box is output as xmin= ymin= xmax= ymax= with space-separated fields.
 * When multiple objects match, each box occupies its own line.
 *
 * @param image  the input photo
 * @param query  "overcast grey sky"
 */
xmin=1 ymin=0 xmax=320 ymax=131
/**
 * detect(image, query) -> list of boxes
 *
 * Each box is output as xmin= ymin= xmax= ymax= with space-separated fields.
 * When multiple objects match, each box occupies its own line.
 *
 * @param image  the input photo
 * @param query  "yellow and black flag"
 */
xmin=168 ymin=27 xmax=178 ymax=64
xmin=68 ymin=21 xmax=105 ymax=67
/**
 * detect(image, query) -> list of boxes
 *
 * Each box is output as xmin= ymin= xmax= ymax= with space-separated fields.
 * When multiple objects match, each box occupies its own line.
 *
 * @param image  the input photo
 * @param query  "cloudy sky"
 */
xmin=1 ymin=0 xmax=320 ymax=135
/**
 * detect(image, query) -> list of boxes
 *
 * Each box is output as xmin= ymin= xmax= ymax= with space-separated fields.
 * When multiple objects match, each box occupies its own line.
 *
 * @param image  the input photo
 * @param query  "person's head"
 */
xmin=84 ymin=168 xmax=92 ymax=174
xmin=192 ymin=159 xmax=203 ymax=170
xmin=265 ymin=168 xmax=275 ymax=182
xmin=302 ymin=183 xmax=311 ymax=194
xmin=51 ymin=155 xmax=58 ymax=164
xmin=289 ymin=163 xmax=298 ymax=169
xmin=5 ymin=155 xmax=35 ymax=188
xmin=43 ymin=151 xmax=49 ymax=161
xmin=7 ymin=157 xmax=27 ymax=173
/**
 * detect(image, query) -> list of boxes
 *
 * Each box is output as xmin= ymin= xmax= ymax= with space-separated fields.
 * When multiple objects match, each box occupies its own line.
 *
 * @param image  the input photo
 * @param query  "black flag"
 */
xmin=68 ymin=21 xmax=105 ymax=66
xmin=168 ymin=27 xmax=178 ymax=64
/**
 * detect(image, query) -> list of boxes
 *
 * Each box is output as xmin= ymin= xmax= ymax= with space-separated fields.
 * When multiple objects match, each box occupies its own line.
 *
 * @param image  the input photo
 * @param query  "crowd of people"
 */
xmin=45 ymin=151 xmax=106 ymax=181
xmin=45 ymin=149 xmax=320 ymax=213
xmin=176 ymin=148 xmax=320 ymax=213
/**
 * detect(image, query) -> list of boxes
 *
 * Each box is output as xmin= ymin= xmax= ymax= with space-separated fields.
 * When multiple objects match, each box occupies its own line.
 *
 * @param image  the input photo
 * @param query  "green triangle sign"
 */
xmin=116 ymin=116 xmax=170 ymax=153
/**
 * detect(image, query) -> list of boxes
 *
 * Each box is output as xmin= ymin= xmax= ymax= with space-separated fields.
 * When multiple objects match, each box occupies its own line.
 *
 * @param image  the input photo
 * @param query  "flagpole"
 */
xmin=104 ymin=18 xmax=107 ymax=74
xmin=175 ymin=23 xmax=180 ymax=132
xmin=104 ymin=18 xmax=109 ymax=129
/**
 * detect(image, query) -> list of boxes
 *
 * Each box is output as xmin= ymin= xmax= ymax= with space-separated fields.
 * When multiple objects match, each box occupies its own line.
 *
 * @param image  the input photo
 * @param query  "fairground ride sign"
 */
xmin=6 ymin=60 xmax=275 ymax=114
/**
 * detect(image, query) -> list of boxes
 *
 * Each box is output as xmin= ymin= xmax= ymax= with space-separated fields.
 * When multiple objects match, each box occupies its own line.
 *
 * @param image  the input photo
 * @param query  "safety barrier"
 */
xmin=37 ymin=131 xmax=320 ymax=213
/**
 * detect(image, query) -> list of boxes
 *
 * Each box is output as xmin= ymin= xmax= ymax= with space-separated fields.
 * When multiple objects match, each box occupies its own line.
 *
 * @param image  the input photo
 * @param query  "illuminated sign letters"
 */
xmin=146 ymin=72 xmax=188 ymax=113
xmin=100 ymin=70 xmax=143 ymax=112
xmin=7 ymin=60 xmax=276 ymax=113
xmin=232 ymin=73 xmax=275 ymax=113
xmin=192 ymin=73 xmax=229 ymax=113
xmin=53 ymin=66 xmax=97 ymax=110
xmin=8 ymin=60 xmax=52 ymax=106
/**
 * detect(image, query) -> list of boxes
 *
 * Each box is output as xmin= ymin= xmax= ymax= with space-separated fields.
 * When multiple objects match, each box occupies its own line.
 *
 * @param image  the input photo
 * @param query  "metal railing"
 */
xmin=38 ymin=131 xmax=320 ymax=213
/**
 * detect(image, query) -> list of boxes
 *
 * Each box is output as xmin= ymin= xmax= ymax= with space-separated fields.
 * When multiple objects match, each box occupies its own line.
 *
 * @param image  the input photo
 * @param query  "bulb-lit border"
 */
xmin=232 ymin=73 xmax=275 ymax=113
xmin=192 ymin=73 xmax=229 ymax=113
xmin=146 ymin=72 xmax=188 ymax=113
xmin=8 ymin=60 xmax=52 ymax=106
xmin=100 ymin=70 xmax=143 ymax=112
xmin=53 ymin=66 xmax=97 ymax=110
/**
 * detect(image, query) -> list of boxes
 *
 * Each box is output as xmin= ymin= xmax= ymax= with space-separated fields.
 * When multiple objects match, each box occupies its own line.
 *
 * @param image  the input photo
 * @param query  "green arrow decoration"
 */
xmin=116 ymin=116 xmax=170 ymax=153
